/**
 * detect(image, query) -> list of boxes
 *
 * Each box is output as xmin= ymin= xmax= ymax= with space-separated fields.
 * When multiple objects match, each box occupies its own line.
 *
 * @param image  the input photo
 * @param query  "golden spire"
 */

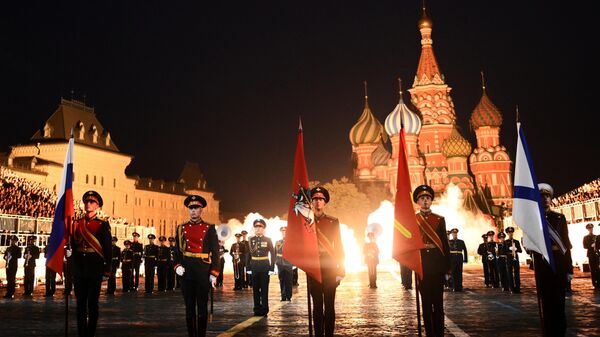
xmin=364 ymin=80 xmax=369 ymax=108
xmin=418 ymin=0 xmax=433 ymax=29
xmin=480 ymin=71 xmax=487 ymax=93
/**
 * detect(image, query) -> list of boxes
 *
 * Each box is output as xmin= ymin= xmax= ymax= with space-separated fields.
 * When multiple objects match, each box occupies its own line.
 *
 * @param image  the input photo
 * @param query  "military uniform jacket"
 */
xmin=417 ymin=211 xmax=450 ymax=275
xmin=449 ymin=239 xmax=467 ymax=263
xmin=24 ymin=244 xmax=40 ymax=267
xmin=315 ymin=214 xmax=345 ymax=278
xmin=486 ymin=241 xmax=498 ymax=258
xmin=121 ymin=248 xmax=134 ymax=266
xmin=505 ymin=238 xmax=522 ymax=260
xmin=496 ymin=241 xmax=509 ymax=257
xmin=131 ymin=241 xmax=143 ymax=264
xmin=71 ymin=216 xmax=112 ymax=278
xmin=173 ymin=219 xmax=220 ymax=279
xmin=3 ymin=244 xmax=22 ymax=269
xmin=583 ymin=234 xmax=598 ymax=259
xmin=144 ymin=244 xmax=159 ymax=265
xmin=168 ymin=245 xmax=177 ymax=266
xmin=157 ymin=245 xmax=171 ymax=265
xmin=545 ymin=210 xmax=573 ymax=273
xmin=275 ymin=239 xmax=293 ymax=268
xmin=230 ymin=242 xmax=242 ymax=262
xmin=477 ymin=242 xmax=487 ymax=257
xmin=247 ymin=236 xmax=275 ymax=273
xmin=363 ymin=242 xmax=379 ymax=265
xmin=240 ymin=239 xmax=250 ymax=265
xmin=111 ymin=245 xmax=121 ymax=271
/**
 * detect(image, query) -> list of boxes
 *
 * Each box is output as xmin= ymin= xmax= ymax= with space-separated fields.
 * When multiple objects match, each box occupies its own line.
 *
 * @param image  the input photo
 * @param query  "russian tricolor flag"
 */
xmin=46 ymin=134 xmax=75 ymax=276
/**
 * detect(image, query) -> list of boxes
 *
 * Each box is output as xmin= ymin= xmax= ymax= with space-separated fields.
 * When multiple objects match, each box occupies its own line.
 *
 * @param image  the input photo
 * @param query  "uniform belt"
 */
xmin=252 ymin=256 xmax=269 ymax=261
xmin=423 ymin=243 xmax=436 ymax=249
xmin=159 ymin=259 xmax=167 ymax=262
xmin=112 ymin=257 xmax=119 ymax=260
xmin=146 ymin=256 xmax=156 ymax=258
xmin=123 ymin=259 xmax=132 ymax=262
xmin=277 ymin=254 xmax=283 ymax=257
xmin=134 ymin=253 xmax=141 ymax=255
xmin=183 ymin=252 xmax=210 ymax=258
xmin=450 ymin=251 xmax=463 ymax=254
xmin=76 ymin=248 xmax=96 ymax=253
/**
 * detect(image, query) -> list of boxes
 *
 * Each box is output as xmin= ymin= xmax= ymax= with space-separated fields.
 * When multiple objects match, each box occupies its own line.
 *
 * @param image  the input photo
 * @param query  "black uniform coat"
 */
xmin=71 ymin=216 xmax=112 ymax=279
xmin=246 ymin=236 xmax=276 ymax=273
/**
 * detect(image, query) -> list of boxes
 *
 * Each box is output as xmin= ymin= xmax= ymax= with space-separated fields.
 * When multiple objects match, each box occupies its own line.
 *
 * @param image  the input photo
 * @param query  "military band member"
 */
xmin=23 ymin=236 xmax=40 ymax=296
xmin=230 ymin=233 xmax=244 ymax=290
xmin=533 ymin=183 xmax=573 ymax=336
xmin=276 ymin=226 xmax=293 ymax=301
xmin=121 ymin=240 xmax=134 ymax=292
xmin=107 ymin=236 xmax=121 ymax=295
xmin=167 ymin=236 xmax=179 ymax=290
xmin=413 ymin=185 xmax=450 ymax=337
xmin=3 ymin=235 xmax=21 ymax=299
xmin=173 ymin=195 xmax=220 ymax=337
xmin=486 ymin=230 xmax=500 ymax=288
xmin=505 ymin=227 xmax=522 ymax=293
xmin=307 ymin=186 xmax=345 ymax=337
xmin=364 ymin=231 xmax=379 ymax=289
xmin=496 ymin=232 xmax=510 ymax=291
xmin=70 ymin=191 xmax=112 ymax=337
xmin=240 ymin=230 xmax=251 ymax=288
xmin=477 ymin=234 xmax=491 ymax=287
xmin=157 ymin=236 xmax=170 ymax=292
xmin=143 ymin=234 xmax=159 ymax=293
xmin=44 ymin=245 xmax=57 ymax=297
xmin=246 ymin=219 xmax=276 ymax=316
xmin=448 ymin=228 xmax=467 ymax=292
xmin=583 ymin=223 xmax=599 ymax=289
xmin=216 ymin=240 xmax=228 ymax=288
xmin=131 ymin=231 xmax=143 ymax=291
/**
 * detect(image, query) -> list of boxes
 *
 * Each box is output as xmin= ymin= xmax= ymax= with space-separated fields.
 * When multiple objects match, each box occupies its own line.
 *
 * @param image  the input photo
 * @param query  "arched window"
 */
xmin=93 ymin=176 xmax=97 ymax=185
xmin=86 ymin=175 xmax=89 ymax=184
xmin=77 ymin=122 xmax=85 ymax=140
xmin=43 ymin=123 xmax=52 ymax=138
xmin=101 ymin=177 xmax=104 ymax=186
xmin=105 ymin=132 xmax=111 ymax=147
xmin=91 ymin=125 xmax=98 ymax=143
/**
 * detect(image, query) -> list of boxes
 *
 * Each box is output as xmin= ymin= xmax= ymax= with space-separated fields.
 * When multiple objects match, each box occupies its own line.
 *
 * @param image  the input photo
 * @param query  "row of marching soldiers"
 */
xmin=476 ymin=228 xmax=522 ymax=293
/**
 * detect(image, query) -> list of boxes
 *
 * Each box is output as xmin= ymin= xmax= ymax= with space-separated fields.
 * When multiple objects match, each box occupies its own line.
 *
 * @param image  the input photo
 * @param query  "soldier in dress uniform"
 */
xmin=131 ymin=232 xmax=143 ymax=291
xmin=583 ymin=223 xmax=599 ymax=289
xmin=505 ymin=227 xmax=522 ymax=293
xmin=157 ymin=236 xmax=170 ymax=292
xmin=400 ymin=264 xmax=414 ymax=290
xmin=44 ymin=245 xmax=57 ymax=297
xmin=240 ymin=230 xmax=251 ymax=288
xmin=70 ymin=190 xmax=112 ymax=337
xmin=167 ymin=237 xmax=179 ymax=290
xmin=413 ymin=185 xmax=450 ymax=337
xmin=23 ymin=236 xmax=40 ymax=296
xmin=144 ymin=233 xmax=159 ymax=294
xmin=533 ymin=183 xmax=573 ymax=336
xmin=307 ymin=186 xmax=345 ymax=337
xmin=276 ymin=226 xmax=293 ymax=301
xmin=64 ymin=243 xmax=74 ymax=296
xmin=3 ymin=235 xmax=21 ymax=299
xmin=121 ymin=240 xmax=134 ymax=292
xmin=246 ymin=219 xmax=276 ymax=316
xmin=448 ymin=228 xmax=467 ymax=292
xmin=107 ymin=236 xmax=121 ymax=295
xmin=230 ymin=233 xmax=244 ymax=290
xmin=173 ymin=195 xmax=220 ymax=337
xmin=216 ymin=240 xmax=228 ymax=288
xmin=485 ymin=230 xmax=500 ymax=288
xmin=364 ymin=231 xmax=380 ymax=289
xmin=477 ymin=234 xmax=491 ymax=287
xmin=496 ymin=232 xmax=510 ymax=291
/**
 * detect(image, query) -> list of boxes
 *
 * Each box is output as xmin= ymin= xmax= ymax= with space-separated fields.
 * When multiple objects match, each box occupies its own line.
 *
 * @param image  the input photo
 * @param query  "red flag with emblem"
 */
xmin=392 ymin=128 xmax=424 ymax=279
xmin=282 ymin=120 xmax=322 ymax=283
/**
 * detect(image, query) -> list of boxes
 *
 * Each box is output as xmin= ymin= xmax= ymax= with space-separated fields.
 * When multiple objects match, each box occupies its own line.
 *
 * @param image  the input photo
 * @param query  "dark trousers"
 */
xmin=278 ymin=265 xmax=293 ymax=300
xmin=507 ymin=257 xmax=521 ymax=292
xmin=533 ymin=252 xmax=567 ymax=337
xmin=145 ymin=262 xmax=156 ymax=293
xmin=293 ymin=267 xmax=299 ymax=285
xmin=133 ymin=263 xmax=141 ymax=289
xmin=216 ymin=258 xmax=224 ymax=287
xmin=367 ymin=263 xmax=377 ymax=287
xmin=107 ymin=266 xmax=118 ymax=294
xmin=241 ymin=262 xmax=249 ymax=288
xmin=182 ymin=277 xmax=210 ymax=337
xmin=308 ymin=272 xmax=338 ymax=337
xmin=64 ymin=259 xmax=74 ymax=295
xmin=157 ymin=263 xmax=168 ymax=291
xmin=252 ymin=272 xmax=270 ymax=315
xmin=497 ymin=257 xmax=509 ymax=290
xmin=5 ymin=266 xmax=17 ymax=297
xmin=46 ymin=267 xmax=57 ymax=296
xmin=418 ymin=273 xmax=445 ymax=337
xmin=74 ymin=275 xmax=102 ymax=337
xmin=24 ymin=265 xmax=35 ymax=295
xmin=481 ymin=257 xmax=490 ymax=286
xmin=233 ymin=261 xmax=244 ymax=289
xmin=589 ymin=255 xmax=600 ymax=288
xmin=167 ymin=264 xmax=176 ymax=290
xmin=400 ymin=264 xmax=413 ymax=289
xmin=450 ymin=254 xmax=464 ymax=291
xmin=486 ymin=258 xmax=499 ymax=287
xmin=122 ymin=265 xmax=133 ymax=291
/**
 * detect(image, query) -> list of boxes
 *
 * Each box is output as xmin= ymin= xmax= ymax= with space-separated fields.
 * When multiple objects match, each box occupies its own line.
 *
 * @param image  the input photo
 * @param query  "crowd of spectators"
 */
xmin=553 ymin=178 xmax=600 ymax=206
xmin=0 ymin=166 xmax=57 ymax=218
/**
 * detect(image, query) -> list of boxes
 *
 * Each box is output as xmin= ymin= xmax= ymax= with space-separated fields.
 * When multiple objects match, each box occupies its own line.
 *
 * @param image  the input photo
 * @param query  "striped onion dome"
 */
xmin=385 ymin=97 xmax=422 ymax=136
xmin=372 ymin=144 xmax=391 ymax=166
xmin=349 ymin=97 xmax=387 ymax=145
xmin=470 ymin=91 xmax=503 ymax=129
xmin=441 ymin=127 xmax=472 ymax=158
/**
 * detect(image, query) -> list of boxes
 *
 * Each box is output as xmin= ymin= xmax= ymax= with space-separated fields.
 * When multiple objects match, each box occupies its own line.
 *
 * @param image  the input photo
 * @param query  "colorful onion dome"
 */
xmin=385 ymin=82 xmax=422 ymax=136
xmin=372 ymin=144 xmax=391 ymax=166
xmin=442 ymin=128 xmax=472 ymax=158
xmin=350 ymin=82 xmax=387 ymax=145
xmin=470 ymin=73 xmax=503 ymax=129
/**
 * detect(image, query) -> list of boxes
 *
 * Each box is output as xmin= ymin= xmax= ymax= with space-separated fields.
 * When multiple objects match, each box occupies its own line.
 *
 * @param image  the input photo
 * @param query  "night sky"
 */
xmin=1 ymin=1 xmax=596 ymax=216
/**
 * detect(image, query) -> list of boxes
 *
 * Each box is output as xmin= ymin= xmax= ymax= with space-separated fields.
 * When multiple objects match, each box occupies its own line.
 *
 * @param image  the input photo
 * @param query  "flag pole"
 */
xmin=65 ymin=220 xmax=70 ymax=337
xmin=306 ymin=274 xmax=313 ymax=337
xmin=415 ymin=277 xmax=422 ymax=337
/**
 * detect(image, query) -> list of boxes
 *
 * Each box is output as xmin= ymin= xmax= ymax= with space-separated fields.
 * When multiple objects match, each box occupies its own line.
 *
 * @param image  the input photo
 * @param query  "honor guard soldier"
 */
xmin=364 ymin=232 xmax=380 ymax=289
xmin=240 ymin=230 xmax=251 ymax=288
xmin=107 ymin=236 xmax=121 ymax=295
xmin=3 ymin=235 xmax=21 ymax=299
xmin=583 ymin=223 xmax=600 ymax=288
xmin=413 ymin=185 xmax=450 ymax=337
xmin=44 ymin=245 xmax=57 ymax=297
xmin=230 ymin=234 xmax=244 ymax=290
xmin=485 ymin=230 xmax=500 ymax=288
xmin=307 ymin=187 xmax=345 ymax=337
xmin=246 ymin=219 xmax=276 ymax=316
xmin=496 ymin=232 xmax=510 ymax=291
xmin=477 ymin=234 xmax=491 ymax=287
xmin=23 ymin=236 xmax=40 ymax=296
xmin=70 ymin=191 xmax=112 ymax=337
xmin=448 ymin=228 xmax=467 ymax=292
xmin=131 ymin=232 xmax=143 ymax=291
xmin=144 ymin=234 xmax=159 ymax=293
xmin=533 ymin=183 xmax=573 ymax=336
xmin=173 ymin=195 xmax=220 ymax=337
xmin=64 ymin=243 xmax=74 ymax=296
xmin=216 ymin=240 xmax=228 ymax=288
xmin=505 ymin=227 xmax=522 ymax=293
xmin=121 ymin=240 xmax=134 ymax=292
xmin=276 ymin=226 xmax=294 ymax=300
xmin=157 ymin=236 xmax=170 ymax=292
xmin=167 ymin=237 xmax=178 ymax=290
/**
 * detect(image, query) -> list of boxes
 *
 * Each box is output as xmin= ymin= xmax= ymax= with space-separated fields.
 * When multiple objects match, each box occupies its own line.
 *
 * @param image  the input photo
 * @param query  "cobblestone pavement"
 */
xmin=1 ymin=264 xmax=599 ymax=336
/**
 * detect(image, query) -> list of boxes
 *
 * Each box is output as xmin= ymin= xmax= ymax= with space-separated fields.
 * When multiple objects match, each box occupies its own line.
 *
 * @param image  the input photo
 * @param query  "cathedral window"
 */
xmin=91 ymin=125 xmax=98 ymax=143
xmin=93 ymin=176 xmax=97 ymax=185
xmin=101 ymin=177 xmax=104 ymax=186
xmin=43 ymin=123 xmax=52 ymax=138
xmin=105 ymin=132 xmax=111 ymax=146
xmin=77 ymin=122 xmax=85 ymax=140
xmin=86 ymin=175 xmax=89 ymax=184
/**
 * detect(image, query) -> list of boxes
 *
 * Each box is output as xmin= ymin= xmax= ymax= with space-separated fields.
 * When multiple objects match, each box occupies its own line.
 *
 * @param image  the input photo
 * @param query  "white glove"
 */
xmin=335 ymin=276 xmax=344 ymax=283
xmin=509 ymin=246 xmax=517 ymax=251
xmin=102 ymin=275 xmax=109 ymax=282
xmin=567 ymin=273 xmax=573 ymax=282
xmin=246 ymin=270 xmax=252 ymax=275
xmin=209 ymin=275 xmax=217 ymax=288
xmin=65 ymin=249 xmax=72 ymax=258
xmin=268 ymin=271 xmax=276 ymax=276
xmin=175 ymin=266 xmax=185 ymax=276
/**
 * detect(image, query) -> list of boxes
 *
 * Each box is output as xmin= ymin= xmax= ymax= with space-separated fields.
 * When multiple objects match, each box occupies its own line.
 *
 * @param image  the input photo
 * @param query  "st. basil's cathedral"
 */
xmin=349 ymin=8 xmax=512 ymax=209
